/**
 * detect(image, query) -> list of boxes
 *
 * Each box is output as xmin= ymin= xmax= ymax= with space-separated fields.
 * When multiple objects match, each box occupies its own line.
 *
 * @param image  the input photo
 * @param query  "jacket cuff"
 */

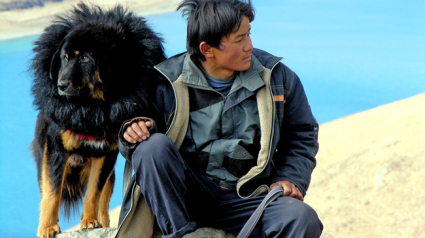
xmin=118 ymin=117 xmax=157 ymax=161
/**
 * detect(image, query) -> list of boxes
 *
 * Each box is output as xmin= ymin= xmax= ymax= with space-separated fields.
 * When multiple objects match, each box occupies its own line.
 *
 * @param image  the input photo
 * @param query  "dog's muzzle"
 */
xmin=58 ymin=82 xmax=69 ymax=93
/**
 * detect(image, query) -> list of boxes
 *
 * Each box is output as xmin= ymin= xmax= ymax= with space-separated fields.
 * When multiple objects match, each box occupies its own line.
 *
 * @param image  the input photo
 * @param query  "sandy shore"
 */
xmin=305 ymin=92 xmax=425 ymax=237
xmin=0 ymin=0 xmax=180 ymax=41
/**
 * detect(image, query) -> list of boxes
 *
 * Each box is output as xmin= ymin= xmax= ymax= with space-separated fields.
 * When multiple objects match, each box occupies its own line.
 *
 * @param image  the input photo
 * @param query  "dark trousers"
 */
xmin=131 ymin=133 xmax=323 ymax=238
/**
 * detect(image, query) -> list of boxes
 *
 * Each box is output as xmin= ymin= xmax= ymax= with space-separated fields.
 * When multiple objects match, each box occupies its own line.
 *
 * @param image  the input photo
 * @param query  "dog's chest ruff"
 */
xmin=61 ymin=129 xmax=118 ymax=153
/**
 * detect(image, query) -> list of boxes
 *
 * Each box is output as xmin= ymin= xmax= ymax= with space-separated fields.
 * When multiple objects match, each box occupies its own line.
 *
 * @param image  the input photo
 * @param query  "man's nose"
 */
xmin=245 ymin=37 xmax=253 ymax=51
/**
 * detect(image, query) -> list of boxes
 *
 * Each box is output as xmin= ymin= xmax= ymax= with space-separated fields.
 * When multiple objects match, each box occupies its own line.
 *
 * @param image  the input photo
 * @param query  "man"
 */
xmin=117 ymin=0 xmax=323 ymax=237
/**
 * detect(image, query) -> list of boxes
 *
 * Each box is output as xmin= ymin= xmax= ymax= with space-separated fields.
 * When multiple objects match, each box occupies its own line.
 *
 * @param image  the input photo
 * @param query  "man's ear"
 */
xmin=199 ymin=41 xmax=214 ymax=59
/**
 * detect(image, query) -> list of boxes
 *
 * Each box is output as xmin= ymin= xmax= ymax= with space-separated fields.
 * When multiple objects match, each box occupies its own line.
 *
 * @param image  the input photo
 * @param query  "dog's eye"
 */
xmin=81 ymin=56 xmax=89 ymax=62
xmin=64 ymin=54 xmax=69 ymax=61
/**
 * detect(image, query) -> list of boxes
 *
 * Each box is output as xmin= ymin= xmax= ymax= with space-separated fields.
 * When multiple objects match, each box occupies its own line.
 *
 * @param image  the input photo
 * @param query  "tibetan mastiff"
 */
xmin=30 ymin=3 xmax=165 ymax=237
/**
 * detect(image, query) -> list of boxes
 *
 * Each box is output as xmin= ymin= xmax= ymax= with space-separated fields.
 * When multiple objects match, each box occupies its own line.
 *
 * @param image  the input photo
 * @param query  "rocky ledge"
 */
xmin=57 ymin=227 xmax=235 ymax=238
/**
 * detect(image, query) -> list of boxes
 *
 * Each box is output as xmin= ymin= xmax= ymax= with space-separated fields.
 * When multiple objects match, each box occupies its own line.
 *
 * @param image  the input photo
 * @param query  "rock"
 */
xmin=56 ymin=228 xmax=117 ymax=238
xmin=57 ymin=227 xmax=234 ymax=238
xmin=183 ymin=227 xmax=235 ymax=238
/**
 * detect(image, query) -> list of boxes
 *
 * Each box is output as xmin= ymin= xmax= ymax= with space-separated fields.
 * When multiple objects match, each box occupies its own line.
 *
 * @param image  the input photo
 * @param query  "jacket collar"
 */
xmin=155 ymin=49 xmax=283 ymax=84
xmin=252 ymin=48 xmax=283 ymax=69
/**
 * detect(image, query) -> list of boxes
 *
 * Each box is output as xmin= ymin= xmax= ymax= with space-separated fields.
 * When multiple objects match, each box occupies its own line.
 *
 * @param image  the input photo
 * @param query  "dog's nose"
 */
xmin=57 ymin=82 xmax=69 ymax=92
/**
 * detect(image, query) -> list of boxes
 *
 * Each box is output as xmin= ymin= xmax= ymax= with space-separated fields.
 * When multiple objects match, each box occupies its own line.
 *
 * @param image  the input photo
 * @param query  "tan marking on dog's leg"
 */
xmin=61 ymin=130 xmax=80 ymax=151
xmin=98 ymin=173 xmax=114 ymax=227
xmin=77 ymin=162 xmax=91 ymax=222
xmin=38 ymin=142 xmax=67 ymax=237
xmin=80 ymin=156 xmax=105 ymax=229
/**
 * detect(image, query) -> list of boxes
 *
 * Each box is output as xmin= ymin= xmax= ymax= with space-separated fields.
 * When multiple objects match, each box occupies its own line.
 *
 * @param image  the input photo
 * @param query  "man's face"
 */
xmin=211 ymin=16 xmax=253 ymax=78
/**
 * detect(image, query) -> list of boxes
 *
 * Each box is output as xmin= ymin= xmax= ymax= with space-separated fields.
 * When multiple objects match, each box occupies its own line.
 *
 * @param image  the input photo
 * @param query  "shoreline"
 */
xmin=0 ymin=0 xmax=180 ymax=41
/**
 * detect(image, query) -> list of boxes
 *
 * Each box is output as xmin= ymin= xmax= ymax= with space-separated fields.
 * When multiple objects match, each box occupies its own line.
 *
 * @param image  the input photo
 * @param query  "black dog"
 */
xmin=29 ymin=3 xmax=165 ymax=237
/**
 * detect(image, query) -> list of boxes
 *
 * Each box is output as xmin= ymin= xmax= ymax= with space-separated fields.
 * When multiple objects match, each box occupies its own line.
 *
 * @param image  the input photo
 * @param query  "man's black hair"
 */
xmin=177 ymin=0 xmax=255 ymax=62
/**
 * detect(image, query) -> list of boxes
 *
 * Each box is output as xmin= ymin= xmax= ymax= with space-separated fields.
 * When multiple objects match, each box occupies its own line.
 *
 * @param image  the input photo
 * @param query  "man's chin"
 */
xmin=239 ymin=62 xmax=251 ymax=72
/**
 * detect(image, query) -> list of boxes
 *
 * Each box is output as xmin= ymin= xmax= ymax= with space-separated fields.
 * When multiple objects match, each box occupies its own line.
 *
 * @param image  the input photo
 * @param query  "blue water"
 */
xmin=1 ymin=0 xmax=424 ymax=237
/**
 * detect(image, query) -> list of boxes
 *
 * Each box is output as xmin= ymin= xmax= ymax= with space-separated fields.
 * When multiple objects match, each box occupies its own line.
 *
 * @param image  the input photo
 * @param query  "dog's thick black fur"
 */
xmin=29 ymin=3 xmax=165 ymax=237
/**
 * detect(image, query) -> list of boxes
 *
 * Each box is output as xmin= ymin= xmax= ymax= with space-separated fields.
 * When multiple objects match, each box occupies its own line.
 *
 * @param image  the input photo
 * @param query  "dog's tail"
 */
xmin=60 ymin=168 xmax=116 ymax=220
xmin=61 ymin=166 xmax=87 ymax=220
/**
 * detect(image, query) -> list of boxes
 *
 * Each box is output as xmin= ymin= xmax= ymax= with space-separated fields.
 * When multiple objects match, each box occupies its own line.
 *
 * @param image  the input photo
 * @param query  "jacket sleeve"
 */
xmin=118 ymin=117 xmax=158 ymax=162
xmin=271 ymin=63 xmax=319 ymax=197
xmin=118 ymin=77 xmax=176 ymax=161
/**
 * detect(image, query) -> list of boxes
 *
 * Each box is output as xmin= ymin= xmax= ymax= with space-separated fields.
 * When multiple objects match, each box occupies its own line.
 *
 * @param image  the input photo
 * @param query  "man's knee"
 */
xmin=292 ymin=200 xmax=323 ymax=234
xmin=265 ymin=197 xmax=323 ymax=237
xmin=131 ymin=133 xmax=176 ymax=170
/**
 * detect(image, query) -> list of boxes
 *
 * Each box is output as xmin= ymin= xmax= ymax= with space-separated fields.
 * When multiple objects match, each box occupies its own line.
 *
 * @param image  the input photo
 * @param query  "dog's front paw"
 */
xmin=81 ymin=219 xmax=103 ymax=229
xmin=37 ymin=224 xmax=61 ymax=238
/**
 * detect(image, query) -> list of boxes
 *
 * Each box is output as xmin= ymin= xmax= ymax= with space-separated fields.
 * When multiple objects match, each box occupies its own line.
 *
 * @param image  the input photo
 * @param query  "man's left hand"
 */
xmin=270 ymin=180 xmax=304 ymax=201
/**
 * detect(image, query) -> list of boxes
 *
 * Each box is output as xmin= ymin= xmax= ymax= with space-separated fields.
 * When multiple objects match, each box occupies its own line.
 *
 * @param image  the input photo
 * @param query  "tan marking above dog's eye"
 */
xmin=75 ymin=50 xmax=80 ymax=55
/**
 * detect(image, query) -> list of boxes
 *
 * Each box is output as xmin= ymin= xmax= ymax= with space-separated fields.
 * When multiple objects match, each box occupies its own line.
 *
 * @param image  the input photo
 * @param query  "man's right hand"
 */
xmin=123 ymin=120 xmax=153 ymax=144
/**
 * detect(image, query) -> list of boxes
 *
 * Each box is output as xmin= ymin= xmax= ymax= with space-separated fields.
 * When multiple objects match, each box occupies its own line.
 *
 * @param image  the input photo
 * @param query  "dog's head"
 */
xmin=50 ymin=29 xmax=107 ymax=100
xmin=50 ymin=43 xmax=104 ymax=100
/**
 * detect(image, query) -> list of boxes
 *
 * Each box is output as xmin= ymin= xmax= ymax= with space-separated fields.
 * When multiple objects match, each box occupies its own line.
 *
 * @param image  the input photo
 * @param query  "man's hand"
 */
xmin=123 ymin=120 xmax=152 ymax=144
xmin=270 ymin=180 xmax=304 ymax=201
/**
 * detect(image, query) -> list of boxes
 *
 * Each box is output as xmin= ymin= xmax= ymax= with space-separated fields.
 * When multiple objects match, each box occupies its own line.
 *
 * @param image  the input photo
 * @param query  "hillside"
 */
xmin=305 ymin=92 xmax=425 ymax=237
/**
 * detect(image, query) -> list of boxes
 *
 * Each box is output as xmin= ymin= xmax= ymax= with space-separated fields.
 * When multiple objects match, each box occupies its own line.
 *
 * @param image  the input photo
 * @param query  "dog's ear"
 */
xmin=49 ymin=40 xmax=65 ymax=81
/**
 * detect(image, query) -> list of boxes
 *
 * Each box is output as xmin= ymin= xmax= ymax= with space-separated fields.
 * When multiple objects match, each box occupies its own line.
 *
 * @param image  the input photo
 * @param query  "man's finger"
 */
xmin=293 ymin=191 xmax=304 ymax=201
xmin=124 ymin=126 xmax=141 ymax=143
xmin=123 ymin=131 xmax=137 ymax=143
xmin=137 ymin=121 xmax=150 ymax=139
xmin=296 ymin=193 xmax=304 ymax=201
xmin=281 ymin=184 xmax=292 ymax=197
xmin=131 ymin=122 xmax=147 ymax=141
xmin=289 ymin=187 xmax=304 ymax=201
